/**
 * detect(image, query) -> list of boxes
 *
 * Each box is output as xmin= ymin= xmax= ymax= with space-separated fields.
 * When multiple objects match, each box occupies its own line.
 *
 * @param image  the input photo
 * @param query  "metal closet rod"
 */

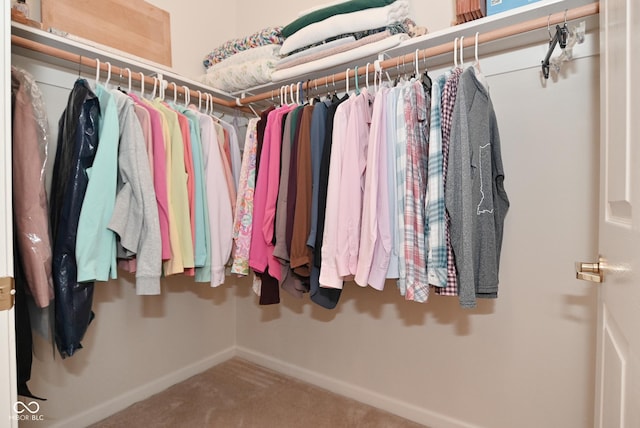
xmin=10 ymin=34 xmax=238 ymax=109
xmin=236 ymin=1 xmax=599 ymax=106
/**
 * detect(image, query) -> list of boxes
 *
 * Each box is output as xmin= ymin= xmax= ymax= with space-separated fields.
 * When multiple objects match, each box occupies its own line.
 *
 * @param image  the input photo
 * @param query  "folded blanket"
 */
xmin=282 ymin=0 xmax=396 ymax=38
xmin=272 ymin=33 xmax=409 ymax=82
xmin=280 ymin=0 xmax=409 ymax=55
xmin=284 ymin=21 xmax=411 ymax=57
xmin=296 ymin=0 xmax=351 ymax=18
xmin=209 ymin=45 xmax=281 ymax=71
xmin=199 ymin=56 xmax=278 ymax=92
xmin=203 ymin=26 xmax=283 ymax=69
xmin=277 ymin=37 xmax=355 ymax=69
xmin=276 ymin=31 xmax=392 ymax=71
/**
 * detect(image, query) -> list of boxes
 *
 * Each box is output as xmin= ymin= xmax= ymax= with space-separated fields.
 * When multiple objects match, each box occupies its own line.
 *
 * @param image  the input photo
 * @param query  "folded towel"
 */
xmin=277 ymin=37 xmax=355 ymax=69
xmin=282 ymin=0 xmax=396 ymax=38
xmin=272 ymin=33 xmax=409 ymax=82
xmin=280 ymin=0 xmax=409 ymax=55
xmin=276 ymin=31 xmax=392 ymax=71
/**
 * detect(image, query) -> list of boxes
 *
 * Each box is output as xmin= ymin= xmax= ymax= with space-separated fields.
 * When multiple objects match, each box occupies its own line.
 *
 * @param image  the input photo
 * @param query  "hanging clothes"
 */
xmin=446 ymin=67 xmax=510 ymax=309
xmin=11 ymin=66 xmax=52 ymax=399
xmin=75 ymin=83 xmax=119 ymax=283
xmin=50 ymin=78 xmax=100 ymax=358
xmin=107 ymin=89 xmax=161 ymax=295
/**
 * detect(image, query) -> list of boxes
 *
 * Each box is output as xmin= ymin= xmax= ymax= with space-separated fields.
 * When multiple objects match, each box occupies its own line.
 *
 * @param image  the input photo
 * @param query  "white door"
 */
xmin=1 ymin=1 xmax=18 ymax=427
xmin=589 ymin=0 xmax=640 ymax=426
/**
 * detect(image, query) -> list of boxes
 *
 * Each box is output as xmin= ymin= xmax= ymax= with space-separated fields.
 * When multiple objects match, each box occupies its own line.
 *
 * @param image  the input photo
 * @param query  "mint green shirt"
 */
xmin=76 ymin=84 xmax=119 ymax=282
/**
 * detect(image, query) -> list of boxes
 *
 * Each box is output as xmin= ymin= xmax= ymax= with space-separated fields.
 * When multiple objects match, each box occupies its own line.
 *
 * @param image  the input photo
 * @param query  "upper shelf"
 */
xmin=230 ymin=0 xmax=598 ymax=98
xmin=10 ymin=21 xmax=238 ymax=105
xmin=11 ymin=0 xmax=598 ymax=107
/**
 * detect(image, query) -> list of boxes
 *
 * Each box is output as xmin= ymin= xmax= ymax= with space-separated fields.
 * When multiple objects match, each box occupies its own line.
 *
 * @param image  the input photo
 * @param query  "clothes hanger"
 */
xmin=460 ymin=36 xmax=465 ymax=68
xmin=453 ymin=37 xmax=459 ymax=69
xmin=151 ymin=76 xmax=158 ymax=99
xmin=541 ymin=10 xmax=570 ymax=79
xmin=139 ymin=72 xmax=145 ymax=97
xmin=354 ymin=66 xmax=360 ymax=95
xmin=171 ymin=82 xmax=178 ymax=104
xmin=104 ymin=62 xmax=112 ymax=88
xmin=345 ymin=68 xmax=350 ymax=94
xmin=95 ymin=58 xmax=100 ymax=84
xmin=419 ymin=49 xmax=432 ymax=95
xmin=182 ymin=86 xmax=190 ymax=107
xmin=197 ymin=90 xmax=202 ymax=110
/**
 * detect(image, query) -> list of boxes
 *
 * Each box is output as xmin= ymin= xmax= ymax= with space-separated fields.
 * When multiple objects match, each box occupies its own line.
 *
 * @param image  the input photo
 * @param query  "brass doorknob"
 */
xmin=575 ymin=259 xmax=603 ymax=283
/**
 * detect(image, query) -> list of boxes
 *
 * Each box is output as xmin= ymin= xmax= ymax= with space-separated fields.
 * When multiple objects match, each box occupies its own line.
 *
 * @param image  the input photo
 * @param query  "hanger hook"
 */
xmin=460 ymin=36 xmax=465 ymax=67
xmin=548 ymin=14 xmax=553 ymax=40
xmin=354 ymin=66 xmax=359 ymax=94
xmin=365 ymin=63 xmax=370 ymax=89
xmin=104 ymin=62 xmax=112 ymax=87
xmin=415 ymin=49 xmax=420 ymax=76
xmin=78 ymin=55 xmax=82 ymax=77
xmin=197 ymin=90 xmax=202 ymax=109
xmin=151 ymin=76 xmax=158 ymax=98
xmin=125 ymin=68 xmax=132 ymax=93
xmin=171 ymin=82 xmax=178 ymax=103
xmin=475 ymin=32 xmax=480 ymax=64
xmin=564 ymin=8 xmax=568 ymax=26
xmin=139 ymin=72 xmax=145 ymax=97
xmin=454 ymin=37 xmax=459 ymax=68
xmin=182 ymin=86 xmax=190 ymax=106
xmin=95 ymin=58 xmax=101 ymax=83
xmin=346 ymin=68 xmax=350 ymax=94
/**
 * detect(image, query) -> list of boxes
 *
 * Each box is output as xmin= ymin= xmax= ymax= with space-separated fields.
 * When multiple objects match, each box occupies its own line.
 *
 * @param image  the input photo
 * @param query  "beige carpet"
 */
xmin=91 ymin=357 xmax=425 ymax=428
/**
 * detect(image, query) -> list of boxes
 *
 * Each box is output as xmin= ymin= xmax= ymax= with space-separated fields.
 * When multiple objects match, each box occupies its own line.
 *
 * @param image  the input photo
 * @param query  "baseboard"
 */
xmin=235 ymin=346 xmax=480 ymax=428
xmin=48 ymin=346 xmax=236 ymax=428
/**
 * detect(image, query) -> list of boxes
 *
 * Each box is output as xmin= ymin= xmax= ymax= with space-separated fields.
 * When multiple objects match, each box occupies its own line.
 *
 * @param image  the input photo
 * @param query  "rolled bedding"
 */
xmin=199 ymin=45 xmax=281 ymax=92
xmin=202 ymin=26 xmax=284 ymax=69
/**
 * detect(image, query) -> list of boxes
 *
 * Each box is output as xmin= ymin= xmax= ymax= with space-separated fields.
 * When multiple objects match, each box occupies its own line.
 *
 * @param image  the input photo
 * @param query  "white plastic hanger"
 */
xmin=124 ymin=67 xmax=132 ymax=93
xmin=183 ymin=86 xmax=190 ymax=106
xmin=453 ymin=37 xmax=459 ymax=69
xmin=151 ymin=76 xmax=158 ymax=99
xmin=95 ymin=58 xmax=100 ymax=84
xmin=104 ymin=62 xmax=112 ymax=87
xmin=139 ymin=72 xmax=145 ymax=97
xmin=345 ymin=68 xmax=350 ymax=94
xmin=365 ymin=63 xmax=371 ymax=89
xmin=459 ymin=36 xmax=465 ymax=68
xmin=197 ymin=90 xmax=202 ymax=110
xmin=171 ymin=82 xmax=178 ymax=103
xmin=414 ymin=49 xmax=420 ymax=76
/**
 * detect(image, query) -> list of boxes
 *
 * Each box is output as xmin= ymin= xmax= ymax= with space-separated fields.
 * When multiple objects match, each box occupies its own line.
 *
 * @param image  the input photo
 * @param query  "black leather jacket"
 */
xmin=50 ymin=79 xmax=100 ymax=358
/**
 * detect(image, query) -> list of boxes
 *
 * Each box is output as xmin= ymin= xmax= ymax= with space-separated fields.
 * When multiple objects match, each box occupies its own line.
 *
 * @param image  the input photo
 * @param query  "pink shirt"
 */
xmin=319 ymin=95 xmax=354 ymax=289
xmin=336 ymin=89 xmax=373 ymax=278
xmin=249 ymin=105 xmax=295 ymax=279
xmin=355 ymin=88 xmax=391 ymax=290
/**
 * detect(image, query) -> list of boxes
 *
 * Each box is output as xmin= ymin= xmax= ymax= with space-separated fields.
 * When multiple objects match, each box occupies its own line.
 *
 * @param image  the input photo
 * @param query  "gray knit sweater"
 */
xmin=445 ymin=67 xmax=510 ymax=309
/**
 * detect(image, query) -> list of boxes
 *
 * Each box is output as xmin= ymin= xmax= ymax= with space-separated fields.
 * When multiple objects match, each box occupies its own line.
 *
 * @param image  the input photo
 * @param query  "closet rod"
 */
xmin=236 ymin=1 xmax=599 ymax=106
xmin=10 ymin=34 xmax=239 ymax=109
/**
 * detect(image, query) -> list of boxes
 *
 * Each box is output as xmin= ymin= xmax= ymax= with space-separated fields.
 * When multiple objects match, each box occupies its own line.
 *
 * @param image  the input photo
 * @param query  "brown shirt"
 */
xmin=290 ymin=105 xmax=315 ymax=276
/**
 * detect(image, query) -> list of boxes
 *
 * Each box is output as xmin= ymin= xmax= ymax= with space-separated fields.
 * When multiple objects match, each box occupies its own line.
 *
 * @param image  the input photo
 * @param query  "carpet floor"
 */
xmin=90 ymin=357 xmax=426 ymax=428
